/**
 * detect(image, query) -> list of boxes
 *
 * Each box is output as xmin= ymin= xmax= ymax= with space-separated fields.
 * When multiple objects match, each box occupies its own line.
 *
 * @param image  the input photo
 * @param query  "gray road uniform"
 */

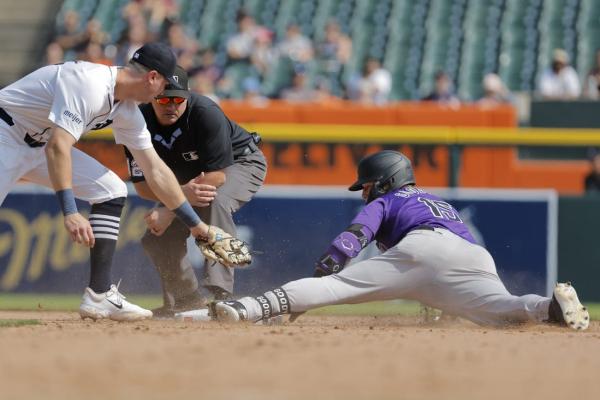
xmin=125 ymin=93 xmax=266 ymax=306
xmin=212 ymin=151 xmax=590 ymax=329
xmin=234 ymin=185 xmax=551 ymax=326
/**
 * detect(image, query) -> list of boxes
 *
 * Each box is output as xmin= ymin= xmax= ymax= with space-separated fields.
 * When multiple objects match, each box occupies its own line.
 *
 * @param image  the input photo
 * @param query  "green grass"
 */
xmin=1 ymin=294 xmax=599 ymax=320
xmin=0 ymin=294 xmax=163 ymax=312
xmin=0 ymin=319 xmax=40 ymax=328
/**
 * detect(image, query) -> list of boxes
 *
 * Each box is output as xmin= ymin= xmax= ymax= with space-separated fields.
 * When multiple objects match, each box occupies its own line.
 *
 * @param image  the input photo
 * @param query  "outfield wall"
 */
xmin=80 ymin=102 xmax=598 ymax=193
xmin=0 ymin=186 xmax=563 ymax=300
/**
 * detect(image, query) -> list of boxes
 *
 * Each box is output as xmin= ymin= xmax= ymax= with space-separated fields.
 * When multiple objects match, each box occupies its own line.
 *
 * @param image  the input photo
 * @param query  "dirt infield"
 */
xmin=0 ymin=311 xmax=599 ymax=400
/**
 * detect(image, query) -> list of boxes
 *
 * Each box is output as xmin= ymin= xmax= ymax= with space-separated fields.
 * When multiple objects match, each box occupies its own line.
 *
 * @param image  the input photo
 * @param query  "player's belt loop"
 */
xmin=0 ymin=107 xmax=14 ymax=126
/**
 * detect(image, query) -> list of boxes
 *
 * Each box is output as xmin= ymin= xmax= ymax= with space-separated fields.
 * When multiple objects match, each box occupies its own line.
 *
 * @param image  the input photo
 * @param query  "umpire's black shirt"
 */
xmin=125 ymin=94 xmax=253 ymax=184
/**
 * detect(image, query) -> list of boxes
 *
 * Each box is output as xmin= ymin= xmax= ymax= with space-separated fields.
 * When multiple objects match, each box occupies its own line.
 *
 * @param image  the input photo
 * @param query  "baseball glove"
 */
xmin=195 ymin=225 xmax=252 ymax=267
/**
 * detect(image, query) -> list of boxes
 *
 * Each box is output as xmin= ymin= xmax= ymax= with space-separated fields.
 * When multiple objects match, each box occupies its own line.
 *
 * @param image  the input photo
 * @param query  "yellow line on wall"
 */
xmin=85 ymin=124 xmax=600 ymax=146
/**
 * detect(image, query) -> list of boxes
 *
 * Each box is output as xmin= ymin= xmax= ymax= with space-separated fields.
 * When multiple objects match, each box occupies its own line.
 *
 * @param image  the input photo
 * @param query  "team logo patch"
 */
xmin=182 ymin=151 xmax=199 ymax=161
xmin=130 ymin=160 xmax=143 ymax=177
xmin=91 ymin=119 xmax=113 ymax=130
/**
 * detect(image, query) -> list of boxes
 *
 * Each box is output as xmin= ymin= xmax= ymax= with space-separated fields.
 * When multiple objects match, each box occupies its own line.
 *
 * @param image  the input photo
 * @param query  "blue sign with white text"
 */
xmin=0 ymin=188 xmax=556 ymax=297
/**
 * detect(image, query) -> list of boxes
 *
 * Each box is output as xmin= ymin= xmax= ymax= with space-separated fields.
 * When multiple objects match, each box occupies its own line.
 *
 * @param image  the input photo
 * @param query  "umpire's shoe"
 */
xmin=79 ymin=284 xmax=153 ymax=322
xmin=152 ymin=291 xmax=208 ymax=319
xmin=210 ymin=301 xmax=248 ymax=323
xmin=547 ymin=282 xmax=590 ymax=330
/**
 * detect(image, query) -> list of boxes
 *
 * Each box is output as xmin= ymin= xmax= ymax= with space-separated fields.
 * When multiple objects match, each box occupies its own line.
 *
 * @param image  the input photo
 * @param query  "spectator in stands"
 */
xmin=251 ymin=27 xmax=277 ymax=78
xmin=195 ymin=49 xmax=223 ymax=84
xmin=277 ymin=23 xmax=313 ymax=66
xmin=143 ymin=0 xmax=180 ymax=35
xmin=477 ymin=73 xmax=511 ymax=107
xmin=351 ymin=58 xmax=392 ymax=105
xmin=54 ymin=10 xmax=89 ymax=56
xmin=80 ymin=42 xmax=112 ymax=66
xmin=226 ymin=11 xmax=258 ymax=65
xmin=316 ymin=20 xmax=352 ymax=74
xmin=167 ymin=22 xmax=199 ymax=58
xmin=44 ymin=42 xmax=64 ymax=65
xmin=415 ymin=71 xmax=460 ymax=169
xmin=281 ymin=71 xmax=316 ymax=102
xmin=584 ymin=150 xmax=600 ymax=193
xmin=582 ymin=49 xmax=600 ymax=100
xmin=314 ymin=78 xmax=343 ymax=105
xmin=423 ymin=70 xmax=460 ymax=105
xmin=115 ymin=21 xmax=149 ymax=65
xmin=190 ymin=73 xmax=220 ymax=104
xmin=538 ymin=49 xmax=581 ymax=100
xmin=241 ymin=76 xmax=269 ymax=107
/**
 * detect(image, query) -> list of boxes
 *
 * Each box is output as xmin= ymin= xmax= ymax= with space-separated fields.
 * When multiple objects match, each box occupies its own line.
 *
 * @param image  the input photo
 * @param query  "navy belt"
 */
xmin=235 ymin=132 xmax=262 ymax=159
xmin=0 ymin=107 xmax=45 ymax=148
xmin=0 ymin=107 xmax=14 ymax=126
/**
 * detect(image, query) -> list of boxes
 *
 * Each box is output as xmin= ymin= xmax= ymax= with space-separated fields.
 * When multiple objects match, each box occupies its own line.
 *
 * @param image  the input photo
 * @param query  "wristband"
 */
xmin=173 ymin=201 xmax=201 ymax=228
xmin=56 ymin=189 xmax=78 ymax=216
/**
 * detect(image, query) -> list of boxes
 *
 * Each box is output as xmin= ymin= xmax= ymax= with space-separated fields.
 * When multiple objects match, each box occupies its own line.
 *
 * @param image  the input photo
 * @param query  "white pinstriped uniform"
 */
xmin=0 ymin=61 xmax=153 ymax=207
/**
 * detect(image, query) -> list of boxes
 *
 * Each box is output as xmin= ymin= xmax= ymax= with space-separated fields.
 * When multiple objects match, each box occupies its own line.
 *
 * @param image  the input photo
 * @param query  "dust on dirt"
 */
xmin=1 ymin=311 xmax=598 ymax=400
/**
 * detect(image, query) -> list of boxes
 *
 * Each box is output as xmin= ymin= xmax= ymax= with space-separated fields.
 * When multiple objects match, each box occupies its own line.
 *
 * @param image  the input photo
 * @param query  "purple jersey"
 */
xmin=352 ymin=186 xmax=476 ymax=250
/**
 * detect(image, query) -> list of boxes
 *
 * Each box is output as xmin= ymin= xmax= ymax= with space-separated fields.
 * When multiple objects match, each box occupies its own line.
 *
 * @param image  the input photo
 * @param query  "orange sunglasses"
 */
xmin=155 ymin=96 xmax=186 ymax=105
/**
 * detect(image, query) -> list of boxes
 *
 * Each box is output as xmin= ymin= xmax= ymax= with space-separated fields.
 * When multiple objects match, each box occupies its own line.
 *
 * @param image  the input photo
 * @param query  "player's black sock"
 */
xmin=88 ymin=197 xmax=125 ymax=293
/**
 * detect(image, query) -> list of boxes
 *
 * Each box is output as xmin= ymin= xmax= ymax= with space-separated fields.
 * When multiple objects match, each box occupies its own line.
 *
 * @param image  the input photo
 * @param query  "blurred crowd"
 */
xmin=43 ymin=2 xmax=519 ymax=107
xmin=44 ymin=1 xmax=600 ymax=106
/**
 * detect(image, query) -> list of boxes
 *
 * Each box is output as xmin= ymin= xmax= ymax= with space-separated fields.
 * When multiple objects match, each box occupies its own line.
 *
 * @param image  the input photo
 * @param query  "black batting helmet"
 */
xmin=348 ymin=150 xmax=415 ymax=202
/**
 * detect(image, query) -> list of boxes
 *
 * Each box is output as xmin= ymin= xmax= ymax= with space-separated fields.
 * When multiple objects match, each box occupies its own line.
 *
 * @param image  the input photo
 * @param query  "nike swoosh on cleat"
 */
xmin=107 ymin=299 xmax=123 ymax=309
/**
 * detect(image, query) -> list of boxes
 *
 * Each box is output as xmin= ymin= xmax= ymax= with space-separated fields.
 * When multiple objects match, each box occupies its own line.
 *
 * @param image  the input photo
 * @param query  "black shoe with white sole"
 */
xmin=209 ymin=300 xmax=248 ymax=322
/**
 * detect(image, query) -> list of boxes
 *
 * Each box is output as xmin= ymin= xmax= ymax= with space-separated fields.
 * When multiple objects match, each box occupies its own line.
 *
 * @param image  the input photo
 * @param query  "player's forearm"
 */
xmin=133 ymin=181 xmax=160 ymax=202
xmin=45 ymin=128 xmax=80 ymax=215
xmin=144 ymin=163 xmax=188 ymax=209
xmin=45 ymin=129 xmax=75 ymax=191
xmin=129 ymin=148 xmax=209 ymax=236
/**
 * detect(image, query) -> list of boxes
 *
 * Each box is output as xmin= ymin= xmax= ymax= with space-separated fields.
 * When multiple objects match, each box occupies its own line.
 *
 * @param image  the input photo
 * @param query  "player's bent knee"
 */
xmin=210 ymin=195 xmax=237 ymax=216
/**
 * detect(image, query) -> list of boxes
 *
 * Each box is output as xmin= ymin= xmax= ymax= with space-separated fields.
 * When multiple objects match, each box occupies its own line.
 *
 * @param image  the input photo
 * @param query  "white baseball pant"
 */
xmin=0 ymin=121 xmax=127 ymax=205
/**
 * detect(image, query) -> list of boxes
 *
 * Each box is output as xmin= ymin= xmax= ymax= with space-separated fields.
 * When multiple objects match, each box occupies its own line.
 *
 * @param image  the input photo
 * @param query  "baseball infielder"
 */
xmin=0 ymin=42 xmax=247 ymax=321
xmin=212 ymin=150 xmax=590 ymax=330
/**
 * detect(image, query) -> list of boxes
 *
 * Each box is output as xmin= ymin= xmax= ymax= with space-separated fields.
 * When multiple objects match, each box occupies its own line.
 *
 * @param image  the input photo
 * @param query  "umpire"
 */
xmin=125 ymin=66 xmax=267 ymax=317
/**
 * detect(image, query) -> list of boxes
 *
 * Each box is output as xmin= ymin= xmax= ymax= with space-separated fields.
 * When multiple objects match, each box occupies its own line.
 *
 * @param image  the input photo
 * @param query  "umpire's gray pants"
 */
xmin=142 ymin=150 xmax=266 ymax=306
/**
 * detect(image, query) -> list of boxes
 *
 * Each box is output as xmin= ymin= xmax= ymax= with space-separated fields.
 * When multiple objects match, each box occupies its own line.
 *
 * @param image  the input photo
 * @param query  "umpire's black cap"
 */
xmin=130 ymin=42 xmax=182 ymax=89
xmin=157 ymin=65 xmax=190 ymax=98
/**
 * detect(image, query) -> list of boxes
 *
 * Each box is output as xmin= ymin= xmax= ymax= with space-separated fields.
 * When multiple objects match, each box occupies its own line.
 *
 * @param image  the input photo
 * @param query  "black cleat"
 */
xmin=211 ymin=300 xmax=248 ymax=323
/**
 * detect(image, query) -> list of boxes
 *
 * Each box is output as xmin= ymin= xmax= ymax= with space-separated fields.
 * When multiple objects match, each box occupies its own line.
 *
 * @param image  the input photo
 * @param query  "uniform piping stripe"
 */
xmin=89 ymin=214 xmax=121 ymax=222
xmin=94 ymin=233 xmax=119 ymax=240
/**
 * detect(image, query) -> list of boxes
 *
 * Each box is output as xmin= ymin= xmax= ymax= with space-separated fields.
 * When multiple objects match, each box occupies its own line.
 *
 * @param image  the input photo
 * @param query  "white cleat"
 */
xmin=551 ymin=282 xmax=590 ymax=331
xmin=79 ymin=284 xmax=153 ymax=322
xmin=211 ymin=301 xmax=248 ymax=323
